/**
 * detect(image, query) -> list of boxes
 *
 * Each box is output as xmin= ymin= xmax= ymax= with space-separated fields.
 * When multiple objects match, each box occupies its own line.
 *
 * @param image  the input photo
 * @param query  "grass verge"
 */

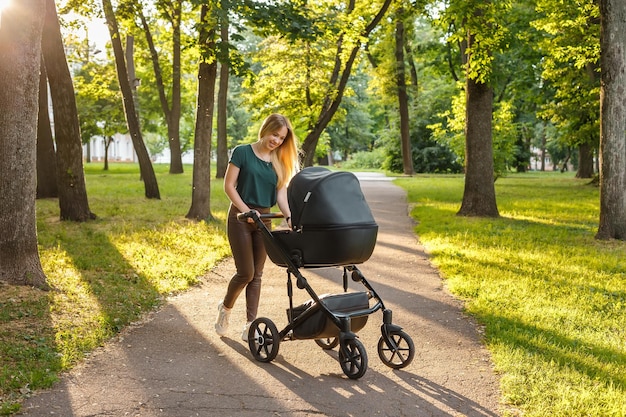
xmin=0 ymin=163 xmax=232 ymax=414
xmin=396 ymin=172 xmax=626 ymax=417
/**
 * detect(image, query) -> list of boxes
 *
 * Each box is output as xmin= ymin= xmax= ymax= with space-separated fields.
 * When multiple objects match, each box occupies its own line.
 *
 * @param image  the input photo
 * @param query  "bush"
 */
xmin=340 ymin=147 xmax=386 ymax=169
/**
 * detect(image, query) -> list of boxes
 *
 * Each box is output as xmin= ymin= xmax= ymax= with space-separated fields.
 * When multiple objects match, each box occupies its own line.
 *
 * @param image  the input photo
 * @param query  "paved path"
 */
xmin=20 ymin=173 xmax=501 ymax=416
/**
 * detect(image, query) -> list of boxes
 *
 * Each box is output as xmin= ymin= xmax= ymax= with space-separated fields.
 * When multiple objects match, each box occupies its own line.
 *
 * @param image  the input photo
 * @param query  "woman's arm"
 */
xmin=276 ymin=186 xmax=292 ymax=228
xmin=224 ymin=163 xmax=251 ymax=214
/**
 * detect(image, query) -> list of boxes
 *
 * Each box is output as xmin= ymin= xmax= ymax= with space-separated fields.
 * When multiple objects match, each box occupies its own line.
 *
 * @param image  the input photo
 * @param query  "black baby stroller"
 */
xmin=238 ymin=167 xmax=415 ymax=379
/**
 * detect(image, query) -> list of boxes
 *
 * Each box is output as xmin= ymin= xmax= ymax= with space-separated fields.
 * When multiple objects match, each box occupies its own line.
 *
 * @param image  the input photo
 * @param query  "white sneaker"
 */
xmin=215 ymin=302 xmax=231 ymax=336
xmin=241 ymin=322 xmax=253 ymax=342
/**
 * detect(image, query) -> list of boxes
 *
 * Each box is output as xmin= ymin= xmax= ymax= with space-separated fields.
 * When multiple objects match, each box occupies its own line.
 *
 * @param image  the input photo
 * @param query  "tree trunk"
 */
xmin=395 ymin=10 xmax=414 ymax=176
xmin=576 ymin=142 xmax=595 ymax=178
xmin=103 ymin=0 xmax=160 ymax=199
xmin=596 ymin=0 xmax=626 ymax=240
xmin=104 ymin=136 xmax=111 ymax=171
xmin=42 ymin=0 xmax=95 ymax=221
xmin=186 ymin=5 xmax=216 ymax=221
xmin=138 ymin=4 xmax=184 ymax=174
xmin=37 ymin=57 xmax=58 ymax=199
xmin=0 ymin=0 xmax=49 ymax=289
xmin=216 ymin=13 xmax=230 ymax=179
xmin=300 ymin=0 xmax=393 ymax=166
xmin=458 ymin=70 xmax=499 ymax=217
xmin=540 ymin=124 xmax=547 ymax=171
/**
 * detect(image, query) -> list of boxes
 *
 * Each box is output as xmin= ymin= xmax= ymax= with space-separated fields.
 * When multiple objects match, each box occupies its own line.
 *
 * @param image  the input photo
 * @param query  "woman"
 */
xmin=215 ymin=113 xmax=299 ymax=341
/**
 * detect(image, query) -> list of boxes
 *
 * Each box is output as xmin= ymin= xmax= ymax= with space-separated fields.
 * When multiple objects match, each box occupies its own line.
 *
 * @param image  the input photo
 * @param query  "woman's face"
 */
xmin=261 ymin=125 xmax=288 ymax=152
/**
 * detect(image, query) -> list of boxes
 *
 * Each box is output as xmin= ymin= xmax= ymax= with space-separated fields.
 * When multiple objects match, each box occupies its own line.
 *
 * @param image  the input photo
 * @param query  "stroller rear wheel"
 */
xmin=377 ymin=329 xmax=414 ymax=369
xmin=338 ymin=338 xmax=368 ymax=379
xmin=315 ymin=337 xmax=339 ymax=350
xmin=248 ymin=317 xmax=280 ymax=363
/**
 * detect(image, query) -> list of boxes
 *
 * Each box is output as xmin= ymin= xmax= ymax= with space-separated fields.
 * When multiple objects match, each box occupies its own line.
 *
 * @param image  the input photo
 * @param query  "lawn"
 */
xmin=396 ymin=172 xmax=626 ymax=417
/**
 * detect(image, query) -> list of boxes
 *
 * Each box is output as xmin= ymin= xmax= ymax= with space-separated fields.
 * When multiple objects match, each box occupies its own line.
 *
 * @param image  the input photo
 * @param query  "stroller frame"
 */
xmin=239 ymin=211 xmax=415 ymax=379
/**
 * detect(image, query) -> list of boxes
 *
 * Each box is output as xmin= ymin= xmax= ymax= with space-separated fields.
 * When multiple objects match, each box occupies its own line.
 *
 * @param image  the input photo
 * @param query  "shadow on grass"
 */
xmin=1 ymin=220 xmax=162 ymax=415
xmin=482 ymin=311 xmax=626 ymax=390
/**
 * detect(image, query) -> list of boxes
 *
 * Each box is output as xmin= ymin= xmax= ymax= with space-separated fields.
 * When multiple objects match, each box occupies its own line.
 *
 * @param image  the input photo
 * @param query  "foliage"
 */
xmin=365 ymin=13 xmax=463 ymax=174
xmin=73 ymin=59 xmax=127 ymax=145
xmin=429 ymin=84 xmax=518 ymax=177
xmin=397 ymin=173 xmax=626 ymax=416
xmin=434 ymin=0 xmax=512 ymax=83
xmin=532 ymin=0 xmax=600 ymax=150
xmin=0 ymin=164 xmax=232 ymax=414
xmin=242 ymin=34 xmax=337 ymax=128
xmin=340 ymin=147 xmax=386 ymax=170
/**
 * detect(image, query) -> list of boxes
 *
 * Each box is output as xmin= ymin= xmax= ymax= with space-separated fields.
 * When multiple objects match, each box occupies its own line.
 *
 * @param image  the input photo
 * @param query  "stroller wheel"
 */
xmin=377 ymin=329 xmax=415 ymax=369
xmin=338 ymin=338 xmax=368 ymax=379
xmin=248 ymin=317 xmax=280 ymax=363
xmin=315 ymin=337 xmax=339 ymax=350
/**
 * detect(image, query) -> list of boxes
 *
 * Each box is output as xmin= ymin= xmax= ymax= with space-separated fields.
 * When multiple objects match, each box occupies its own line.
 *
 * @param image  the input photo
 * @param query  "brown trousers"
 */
xmin=223 ymin=205 xmax=271 ymax=322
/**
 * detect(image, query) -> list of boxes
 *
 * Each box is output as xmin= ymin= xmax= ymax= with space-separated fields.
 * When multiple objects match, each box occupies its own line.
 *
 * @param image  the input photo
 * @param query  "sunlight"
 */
xmin=0 ymin=0 xmax=11 ymax=14
xmin=0 ymin=0 xmax=11 ymax=30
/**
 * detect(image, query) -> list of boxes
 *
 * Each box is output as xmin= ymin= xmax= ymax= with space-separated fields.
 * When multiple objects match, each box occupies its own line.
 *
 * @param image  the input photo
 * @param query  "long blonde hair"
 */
xmin=260 ymin=113 xmax=299 ymax=189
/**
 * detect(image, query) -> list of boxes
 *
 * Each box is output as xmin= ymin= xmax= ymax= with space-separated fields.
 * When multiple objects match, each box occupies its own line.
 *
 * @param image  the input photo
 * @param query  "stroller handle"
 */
xmin=237 ymin=211 xmax=284 ymax=222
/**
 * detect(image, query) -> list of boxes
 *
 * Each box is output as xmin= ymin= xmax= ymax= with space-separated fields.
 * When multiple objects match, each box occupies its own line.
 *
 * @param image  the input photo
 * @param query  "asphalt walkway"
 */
xmin=20 ymin=173 xmax=501 ymax=416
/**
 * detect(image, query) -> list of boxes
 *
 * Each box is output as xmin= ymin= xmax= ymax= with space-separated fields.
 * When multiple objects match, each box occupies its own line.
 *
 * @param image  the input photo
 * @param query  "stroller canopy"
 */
xmin=288 ymin=167 xmax=376 ymax=229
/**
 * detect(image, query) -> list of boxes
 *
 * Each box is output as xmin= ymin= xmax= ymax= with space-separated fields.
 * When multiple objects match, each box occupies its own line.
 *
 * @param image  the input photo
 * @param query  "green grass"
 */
xmin=396 ymin=172 xmax=626 ymax=417
xmin=0 ymin=163 xmax=232 ymax=414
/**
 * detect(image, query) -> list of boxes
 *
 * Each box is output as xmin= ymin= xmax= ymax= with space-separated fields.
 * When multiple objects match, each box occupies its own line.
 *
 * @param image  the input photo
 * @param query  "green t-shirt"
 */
xmin=230 ymin=144 xmax=278 ymax=208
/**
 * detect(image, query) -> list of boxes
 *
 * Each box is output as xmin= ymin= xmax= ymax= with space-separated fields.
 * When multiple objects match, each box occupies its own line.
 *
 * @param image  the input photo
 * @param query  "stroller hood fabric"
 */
xmin=265 ymin=167 xmax=378 ymax=267
xmin=288 ymin=167 xmax=376 ymax=229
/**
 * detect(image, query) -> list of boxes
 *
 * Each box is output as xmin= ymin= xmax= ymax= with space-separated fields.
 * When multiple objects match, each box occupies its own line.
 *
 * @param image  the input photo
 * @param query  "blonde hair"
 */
xmin=260 ymin=113 xmax=299 ymax=189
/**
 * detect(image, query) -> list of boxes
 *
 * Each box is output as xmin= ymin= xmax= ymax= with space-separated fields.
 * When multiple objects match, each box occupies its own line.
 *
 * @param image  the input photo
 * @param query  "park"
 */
xmin=1 ymin=1 xmax=625 ymax=416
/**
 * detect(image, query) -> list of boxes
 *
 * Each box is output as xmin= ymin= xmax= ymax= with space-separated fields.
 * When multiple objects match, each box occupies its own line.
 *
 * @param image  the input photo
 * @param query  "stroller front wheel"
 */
xmin=339 ymin=338 xmax=368 ymax=379
xmin=377 ymin=329 xmax=415 ymax=369
xmin=248 ymin=317 xmax=280 ymax=363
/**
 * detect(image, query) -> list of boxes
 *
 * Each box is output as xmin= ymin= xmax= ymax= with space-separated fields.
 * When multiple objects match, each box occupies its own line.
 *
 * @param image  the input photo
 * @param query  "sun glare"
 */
xmin=0 ymin=0 xmax=11 ymax=15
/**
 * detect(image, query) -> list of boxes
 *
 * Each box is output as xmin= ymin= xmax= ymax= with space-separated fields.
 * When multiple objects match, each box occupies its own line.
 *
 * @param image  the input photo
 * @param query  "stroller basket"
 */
xmin=287 ymin=292 xmax=369 ymax=339
xmin=267 ymin=167 xmax=378 ymax=268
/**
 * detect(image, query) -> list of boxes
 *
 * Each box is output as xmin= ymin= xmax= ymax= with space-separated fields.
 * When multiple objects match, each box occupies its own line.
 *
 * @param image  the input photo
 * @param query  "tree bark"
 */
xmin=216 ymin=12 xmax=230 ymax=179
xmin=395 ymin=10 xmax=414 ymax=176
xmin=0 ymin=0 xmax=49 ymax=289
xmin=37 ymin=57 xmax=58 ymax=199
xmin=186 ymin=5 xmax=216 ymax=221
xmin=102 ymin=0 xmax=160 ymax=199
xmin=457 ymin=11 xmax=499 ymax=218
xmin=42 ymin=0 xmax=95 ymax=221
xmin=458 ymin=28 xmax=499 ymax=218
xmin=596 ymin=0 xmax=626 ymax=240
xmin=576 ymin=142 xmax=595 ymax=178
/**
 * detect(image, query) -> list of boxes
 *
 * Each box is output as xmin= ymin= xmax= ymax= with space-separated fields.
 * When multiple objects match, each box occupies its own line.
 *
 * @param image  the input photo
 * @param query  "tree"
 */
xmin=534 ymin=0 xmax=600 ymax=179
xmin=42 ymin=0 xmax=96 ymax=221
xmin=459 ymin=61 xmax=499 ymax=217
xmin=395 ymin=6 xmax=414 ymax=176
xmin=102 ymin=0 xmax=160 ymax=199
xmin=73 ymin=57 xmax=127 ymax=171
xmin=37 ymin=59 xmax=58 ymax=199
xmin=186 ymin=3 xmax=217 ymax=221
xmin=133 ymin=0 xmax=185 ymax=174
xmin=243 ymin=0 xmax=393 ymax=166
xmin=441 ymin=0 xmax=503 ymax=217
xmin=596 ymin=0 xmax=626 ymax=240
xmin=299 ymin=0 xmax=393 ymax=166
xmin=216 ymin=3 xmax=230 ymax=179
xmin=0 ymin=0 xmax=49 ymax=289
